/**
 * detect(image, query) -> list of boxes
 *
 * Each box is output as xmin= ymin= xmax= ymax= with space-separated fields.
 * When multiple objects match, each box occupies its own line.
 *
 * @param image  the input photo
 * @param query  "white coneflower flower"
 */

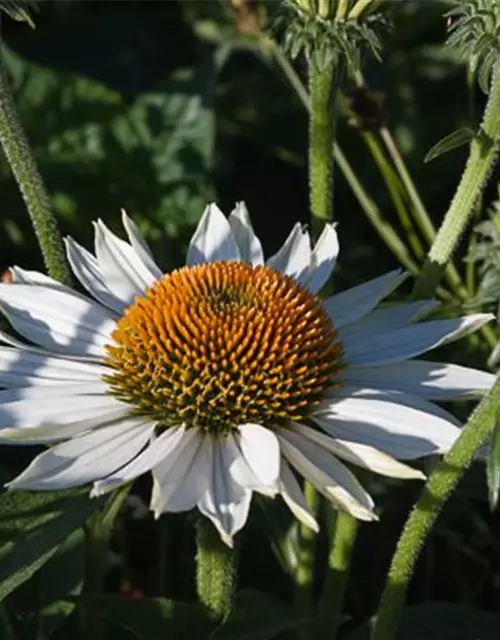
xmin=0 ymin=204 xmax=494 ymax=545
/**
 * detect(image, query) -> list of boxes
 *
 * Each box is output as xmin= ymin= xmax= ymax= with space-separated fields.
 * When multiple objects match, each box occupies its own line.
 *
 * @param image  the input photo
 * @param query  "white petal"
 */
xmin=315 ymin=390 xmax=461 ymax=459
xmin=237 ymin=423 xmax=280 ymax=488
xmin=278 ymin=429 xmax=376 ymax=521
xmin=344 ymin=314 xmax=494 ymax=367
xmin=0 ymin=328 xmax=101 ymax=363
xmin=198 ymin=438 xmax=252 ymax=546
xmin=0 ymin=382 xmax=126 ymax=430
xmin=121 ymin=209 xmax=163 ymax=279
xmin=0 ymin=284 xmax=116 ymax=358
xmin=338 ymin=300 xmax=438 ymax=344
xmin=278 ymin=458 xmax=319 ymax=532
xmin=94 ymin=219 xmax=155 ymax=302
xmin=7 ymin=419 xmax=154 ymax=490
xmin=324 ymin=270 xmax=407 ymax=328
xmin=0 ymin=347 xmax=108 ymax=388
xmin=228 ymin=202 xmax=264 ymax=266
xmin=291 ymin=422 xmax=424 ymax=480
xmin=10 ymin=267 xmax=82 ymax=296
xmin=344 ymin=360 xmax=495 ymax=400
xmin=300 ymin=223 xmax=339 ymax=293
xmin=91 ymin=425 xmax=187 ymax=495
xmin=266 ymin=223 xmax=311 ymax=280
xmin=65 ymin=237 xmax=127 ymax=314
xmin=151 ymin=433 xmax=212 ymax=514
xmin=186 ymin=204 xmax=240 ymax=265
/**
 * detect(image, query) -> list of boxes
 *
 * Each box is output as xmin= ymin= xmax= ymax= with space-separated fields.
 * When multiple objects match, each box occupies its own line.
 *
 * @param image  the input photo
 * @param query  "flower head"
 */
xmin=0 ymin=203 xmax=494 ymax=545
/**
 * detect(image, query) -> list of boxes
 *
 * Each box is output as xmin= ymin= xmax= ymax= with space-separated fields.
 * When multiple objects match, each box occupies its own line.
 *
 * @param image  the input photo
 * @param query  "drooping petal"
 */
xmin=343 ymin=314 xmax=494 ymax=367
xmin=186 ymin=204 xmax=241 ymax=265
xmin=0 ymin=284 xmax=115 ymax=358
xmin=0 ymin=346 xmax=109 ymax=388
xmin=291 ymin=422 xmax=425 ymax=479
xmin=121 ymin=209 xmax=163 ymax=278
xmin=228 ymin=202 xmax=264 ymax=266
xmin=299 ymin=223 xmax=339 ymax=293
xmin=0 ymin=382 xmax=127 ymax=431
xmin=315 ymin=389 xmax=461 ymax=459
xmin=65 ymin=237 xmax=127 ymax=314
xmin=236 ymin=423 xmax=280 ymax=489
xmin=278 ymin=429 xmax=376 ymax=521
xmin=278 ymin=458 xmax=319 ymax=532
xmin=266 ymin=223 xmax=311 ymax=281
xmin=94 ymin=219 xmax=156 ymax=302
xmin=7 ymin=418 xmax=155 ymax=490
xmin=324 ymin=270 xmax=407 ymax=328
xmin=198 ymin=437 xmax=252 ymax=547
xmin=344 ymin=360 xmax=495 ymax=400
xmin=151 ymin=433 xmax=212 ymax=515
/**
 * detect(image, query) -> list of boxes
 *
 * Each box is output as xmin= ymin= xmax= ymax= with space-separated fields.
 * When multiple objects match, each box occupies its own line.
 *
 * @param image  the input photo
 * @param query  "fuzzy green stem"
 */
xmin=317 ymin=512 xmax=359 ymax=640
xmin=82 ymin=486 xmax=130 ymax=640
xmin=372 ymin=374 xmax=500 ymax=640
xmin=309 ymin=60 xmax=340 ymax=236
xmin=196 ymin=518 xmax=238 ymax=618
xmin=0 ymin=38 xmax=71 ymax=284
xmin=294 ymin=482 xmax=320 ymax=620
xmin=413 ymin=66 xmax=500 ymax=299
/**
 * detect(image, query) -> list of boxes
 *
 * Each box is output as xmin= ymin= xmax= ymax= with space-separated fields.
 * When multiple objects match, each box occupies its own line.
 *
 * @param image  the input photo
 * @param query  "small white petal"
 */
xmin=315 ymin=390 xmax=461 ymax=459
xmin=324 ymin=270 xmax=407 ymax=328
xmin=186 ymin=204 xmax=240 ymax=265
xmin=292 ymin=422 xmax=425 ymax=480
xmin=94 ymin=219 xmax=156 ymax=302
xmin=0 ymin=347 xmax=108 ymax=388
xmin=237 ymin=423 xmax=280 ymax=488
xmin=0 ymin=329 xmax=101 ymax=363
xmin=266 ymin=223 xmax=311 ymax=281
xmin=151 ymin=433 xmax=212 ymax=514
xmin=7 ymin=419 xmax=154 ymax=490
xmin=10 ymin=268 xmax=85 ymax=300
xmin=121 ymin=209 xmax=163 ymax=279
xmin=300 ymin=223 xmax=339 ymax=293
xmin=91 ymin=426 xmax=187 ymax=495
xmin=65 ymin=237 xmax=127 ymax=314
xmin=344 ymin=360 xmax=495 ymax=400
xmin=198 ymin=438 xmax=252 ymax=547
xmin=0 ymin=284 xmax=115 ymax=358
xmin=0 ymin=382 xmax=125 ymax=430
xmin=344 ymin=314 xmax=494 ymax=367
xmin=228 ymin=202 xmax=264 ymax=266
xmin=278 ymin=458 xmax=319 ymax=532
xmin=278 ymin=429 xmax=376 ymax=521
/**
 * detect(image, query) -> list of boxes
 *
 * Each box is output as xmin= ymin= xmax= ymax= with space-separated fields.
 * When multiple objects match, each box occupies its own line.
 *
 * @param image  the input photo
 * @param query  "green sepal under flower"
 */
xmin=273 ymin=0 xmax=388 ymax=72
xmin=446 ymin=0 xmax=500 ymax=94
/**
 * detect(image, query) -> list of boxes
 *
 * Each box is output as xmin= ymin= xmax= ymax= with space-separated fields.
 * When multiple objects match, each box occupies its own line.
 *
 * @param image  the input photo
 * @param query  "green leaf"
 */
xmin=0 ymin=489 xmax=103 ymax=602
xmin=72 ymin=595 xmax=217 ymax=640
xmin=486 ymin=417 xmax=500 ymax=510
xmin=210 ymin=590 xmax=310 ymax=640
xmin=0 ymin=0 xmax=35 ymax=27
xmin=346 ymin=602 xmax=500 ymax=640
xmin=424 ymin=127 xmax=475 ymax=163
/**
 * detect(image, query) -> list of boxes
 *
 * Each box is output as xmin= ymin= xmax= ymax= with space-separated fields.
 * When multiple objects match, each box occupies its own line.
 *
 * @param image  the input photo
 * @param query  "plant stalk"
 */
xmin=0 ymin=36 xmax=71 ymax=284
xmin=372 ymin=374 xmax=500 ymax=640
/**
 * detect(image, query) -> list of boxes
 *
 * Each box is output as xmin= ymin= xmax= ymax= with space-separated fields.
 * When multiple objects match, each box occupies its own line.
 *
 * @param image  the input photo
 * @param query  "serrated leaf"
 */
xmin=0 ymin=0 xmax=35 ymax=27
xmin=210 ymin=590 xmax=310 ymax=640
xmin=0 ymin=489 xmax=103 ymax=602
xmin=486 ymin=417 xmax=500 ymax=510
xmin=346 ymin=602 xmax=500 ymax=640
xmin=424 ymin=127 xmax=475 ymax=163
xmin=72 ymin=595 xmax=216 ymax=640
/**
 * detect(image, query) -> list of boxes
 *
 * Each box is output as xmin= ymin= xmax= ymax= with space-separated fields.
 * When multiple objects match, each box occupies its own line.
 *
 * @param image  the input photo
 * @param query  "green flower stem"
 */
xmin=309 ymin=60 xmax=339 ymax=236
xmin=196 ymin=518 xmax=238 ymax=618
xmin=0 ymin=39 xmax=71 ymax=285
xmin=413 ymin=66 xmax=500 ymax=299
xmin=317 ymin=512 xmax=358 ymax=640
xmin=372 ymin=374 xmax=500 ymax=640
xmin=82 ymin=486 xmax=130 ymax=640
xmin=294 ymin=482 xmax=320 ymax=620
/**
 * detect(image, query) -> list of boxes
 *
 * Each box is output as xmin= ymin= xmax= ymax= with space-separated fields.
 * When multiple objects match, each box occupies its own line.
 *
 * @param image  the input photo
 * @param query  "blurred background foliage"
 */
xmin=2 ymin=1 xmax=500 ymax=639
